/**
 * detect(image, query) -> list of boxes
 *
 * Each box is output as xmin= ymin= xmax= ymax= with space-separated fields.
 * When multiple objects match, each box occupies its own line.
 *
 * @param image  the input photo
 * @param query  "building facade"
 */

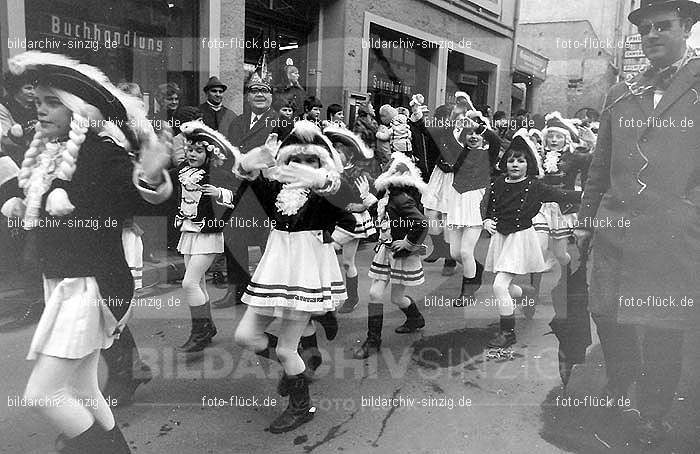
xmin=2 ymin=0 xmax=524 ymax=119
xmin=518 ymin=0 xmax=632 ymax=117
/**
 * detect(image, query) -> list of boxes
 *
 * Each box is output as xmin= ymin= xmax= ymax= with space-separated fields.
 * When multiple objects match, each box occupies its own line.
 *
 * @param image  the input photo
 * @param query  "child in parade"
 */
xmin=170 ymin=120 xmax=240 ymax=353
xmin=354 ymin=152 xmax=428 ymax=359
xmin=533 ymin=112 xmax=591 ymax=292
xmin=482 ymin=131 xmax=581 ymax=348
xmin=233 ymin=121 xmax=347 ymax=433
xmin=0 ymin=51 xmax=172 ymax=453
xmin=325 ymin=125 xmax=378 ymax=314
xmin=443 ymin=113 xmax=500 ymax=300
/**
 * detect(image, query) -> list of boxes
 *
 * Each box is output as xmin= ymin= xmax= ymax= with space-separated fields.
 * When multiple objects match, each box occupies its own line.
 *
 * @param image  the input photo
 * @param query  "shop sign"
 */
xmin=40 ymin=13 xmax=164 ymax=53
xmin=458 ymin=74 xmax=479 ymax=85
xmin=515 ymin=45 xmax=548 ymax=80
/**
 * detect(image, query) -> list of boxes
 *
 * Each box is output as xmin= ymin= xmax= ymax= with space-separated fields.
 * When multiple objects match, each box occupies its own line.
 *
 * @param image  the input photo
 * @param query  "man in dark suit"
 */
xmin=199 ymin=76 xmax=236 ymax=133
xmin=213 ymin=71 xmax=277 ymax=308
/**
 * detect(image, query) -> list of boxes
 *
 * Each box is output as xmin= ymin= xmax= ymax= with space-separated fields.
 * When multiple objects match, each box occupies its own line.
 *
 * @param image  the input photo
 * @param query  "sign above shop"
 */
xmin=41 ymin=14 xmax=164 ymax=53
xmin=514 ymin=45 xmax=548 ymax=80
xmin=458 ymin=73 xmax=479 ymax=85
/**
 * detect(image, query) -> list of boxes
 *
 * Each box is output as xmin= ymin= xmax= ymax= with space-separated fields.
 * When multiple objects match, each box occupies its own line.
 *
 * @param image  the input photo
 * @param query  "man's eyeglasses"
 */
xmin=249 ymin=88 xmax=271 ymax=94
xmin=637 ymin=19 xmax=681 ymax=36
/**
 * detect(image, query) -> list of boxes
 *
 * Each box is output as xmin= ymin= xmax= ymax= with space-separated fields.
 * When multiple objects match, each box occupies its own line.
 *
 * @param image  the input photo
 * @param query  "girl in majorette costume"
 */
xmin=233 ymin=121 xmax=347 ymax=433
xmin=354 ymin=152 xmax=428 ymax=359
xmin=325 ymin=125 xmax=378 ymax=314
xmin=483 ymin=133 xmax=581 ymax=348
xmin=531 ymin=112 xmax=590 ymax=293
xmin=170 ymin=120 xmax=240 ymax=353
xmin=442 ymin=112 xmax=500 ymax=301
xmin=0 ymin=51 xmax=172 ymax=453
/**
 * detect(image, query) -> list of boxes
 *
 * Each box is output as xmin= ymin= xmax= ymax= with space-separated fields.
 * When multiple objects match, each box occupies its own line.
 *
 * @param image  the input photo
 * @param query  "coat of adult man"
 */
xmin=199 ymin=76 xmax=236 ymax=133
xmin=213 ymin=71 xmax=277 ymax=307
xmin=574 ymin=0 xmax=700 ymax=446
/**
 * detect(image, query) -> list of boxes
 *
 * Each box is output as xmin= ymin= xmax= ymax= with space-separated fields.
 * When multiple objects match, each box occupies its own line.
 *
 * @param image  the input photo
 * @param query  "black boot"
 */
xmin=212 ymin=284 xmax=242 ymax=308
xmin=337 ymin=275 xmax=359 ymax=313
xmin=269 ymin=372 xmax=315 ymax=433
xmin=425 ymin=234 xmax=449 ymax=263
xmin=103 ymin=424 xmax=131 ymax=453
xmin=441 ymin=258 xmax=457 ymax=276
xmin=311 ymin=311 xmax=338 ymax=340
xmin=487 ymin=314 xmax=516 ymax=348
xmin=459 ymin=261 xmax=484 ymax=298
xmin=58 ymin=422 xmax=115 ymax=454
xmin=395 ymin=297 xmax=425 ymax=333
xmin=353 ymin=303 xmax=383 ymax=359
xmin=300 ymin=333 xmax=323 ymax=373
xmin=102 ymin=326 xmax=152 ymax=407
xmin=178 ymin=303 xmax=217 ymax=353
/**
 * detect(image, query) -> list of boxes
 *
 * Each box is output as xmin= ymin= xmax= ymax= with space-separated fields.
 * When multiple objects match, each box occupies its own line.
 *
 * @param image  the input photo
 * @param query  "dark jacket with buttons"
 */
xmin=0 ymin=133 xmax=171 ymax=320
xmin=383 ymin=186 xmax=428 ymax=245
xmin=246 ymin=173 xmax=347 ymax=240
xmin=482 ymin=176 xmax=581 ymax=235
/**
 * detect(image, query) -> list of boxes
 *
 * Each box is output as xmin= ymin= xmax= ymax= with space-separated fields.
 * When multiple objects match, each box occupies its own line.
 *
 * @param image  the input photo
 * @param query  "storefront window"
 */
xmin=367 ymin=23 xmax=436 ymax=109
xmin=24 ymin=0 xmax=199 ymax=114
xmin=445 ymin=50 xmax=491 ymax=108
xmin=244 ymin=0 xmax=318 ymax=100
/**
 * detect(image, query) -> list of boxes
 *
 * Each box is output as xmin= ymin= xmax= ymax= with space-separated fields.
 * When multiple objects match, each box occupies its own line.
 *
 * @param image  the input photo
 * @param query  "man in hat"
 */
xmin=199 ymin=76 xmax=236 ymax=133
xmin=214 ymin=71 xmax=277 ymax=308
xmin=574 ymin=0 xmax=700 ymax=446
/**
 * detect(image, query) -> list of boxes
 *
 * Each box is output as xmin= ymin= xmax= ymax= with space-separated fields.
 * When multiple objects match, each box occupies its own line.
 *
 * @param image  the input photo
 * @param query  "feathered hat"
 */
xmin=8 ymin=51 xmax=149 ymax=150
xmin=498 ymin=128 xmax=544 ymax=178
xmin=374 ymin=152 xmax=427 ymax=194
xmin=542 ymin=111 xmax=580 ymax=144
xmin=180 ymin=120 xmax=240 ymax=169
xmin=277 ymin=120 xmax=343 ymax=172
xmin=322 ymin=125 xmax=374 ymax=161
xmin=246 ymin=54 xmax=272 ymax=92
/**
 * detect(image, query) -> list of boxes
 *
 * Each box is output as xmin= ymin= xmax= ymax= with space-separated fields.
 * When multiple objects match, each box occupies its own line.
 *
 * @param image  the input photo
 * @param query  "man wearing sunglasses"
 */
xmin=574 ymin=0 xmax=699 ymax=447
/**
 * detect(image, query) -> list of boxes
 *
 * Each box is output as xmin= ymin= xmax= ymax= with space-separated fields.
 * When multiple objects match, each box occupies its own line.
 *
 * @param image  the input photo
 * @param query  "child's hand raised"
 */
xmin=354 ymin=175 xmax=371 ymax=199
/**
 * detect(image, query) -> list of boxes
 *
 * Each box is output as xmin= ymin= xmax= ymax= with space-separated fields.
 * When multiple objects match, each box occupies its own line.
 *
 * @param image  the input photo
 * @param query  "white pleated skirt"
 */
xmin=368 ymin=243 xmax=425 ymax=286
xmin=537 ymin=202 xmax=577 ymax=239
xmin=27 ymin=277 xmax=125 ymax=360
xmin=332 ymin=211 xmax=377 ymax=245
xmin=242 ymin=229 xmax=347 ymax=318
xmin=444 ymin=187 xmax=485 ymax=228
xmin=485 ymin=227 xmax=547 ymax=275
xmin=177 ymin=231 xmax=224 ymax=255
xmin=422 ymin=168 xmax=452 ymax=213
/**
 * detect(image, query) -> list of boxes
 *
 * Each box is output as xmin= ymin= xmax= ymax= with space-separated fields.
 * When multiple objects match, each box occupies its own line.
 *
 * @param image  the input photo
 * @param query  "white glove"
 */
xmin=275 ymin=163 xmax=329 ymax=189
xmin=241 ymin=144 xmax=277 ymax=172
